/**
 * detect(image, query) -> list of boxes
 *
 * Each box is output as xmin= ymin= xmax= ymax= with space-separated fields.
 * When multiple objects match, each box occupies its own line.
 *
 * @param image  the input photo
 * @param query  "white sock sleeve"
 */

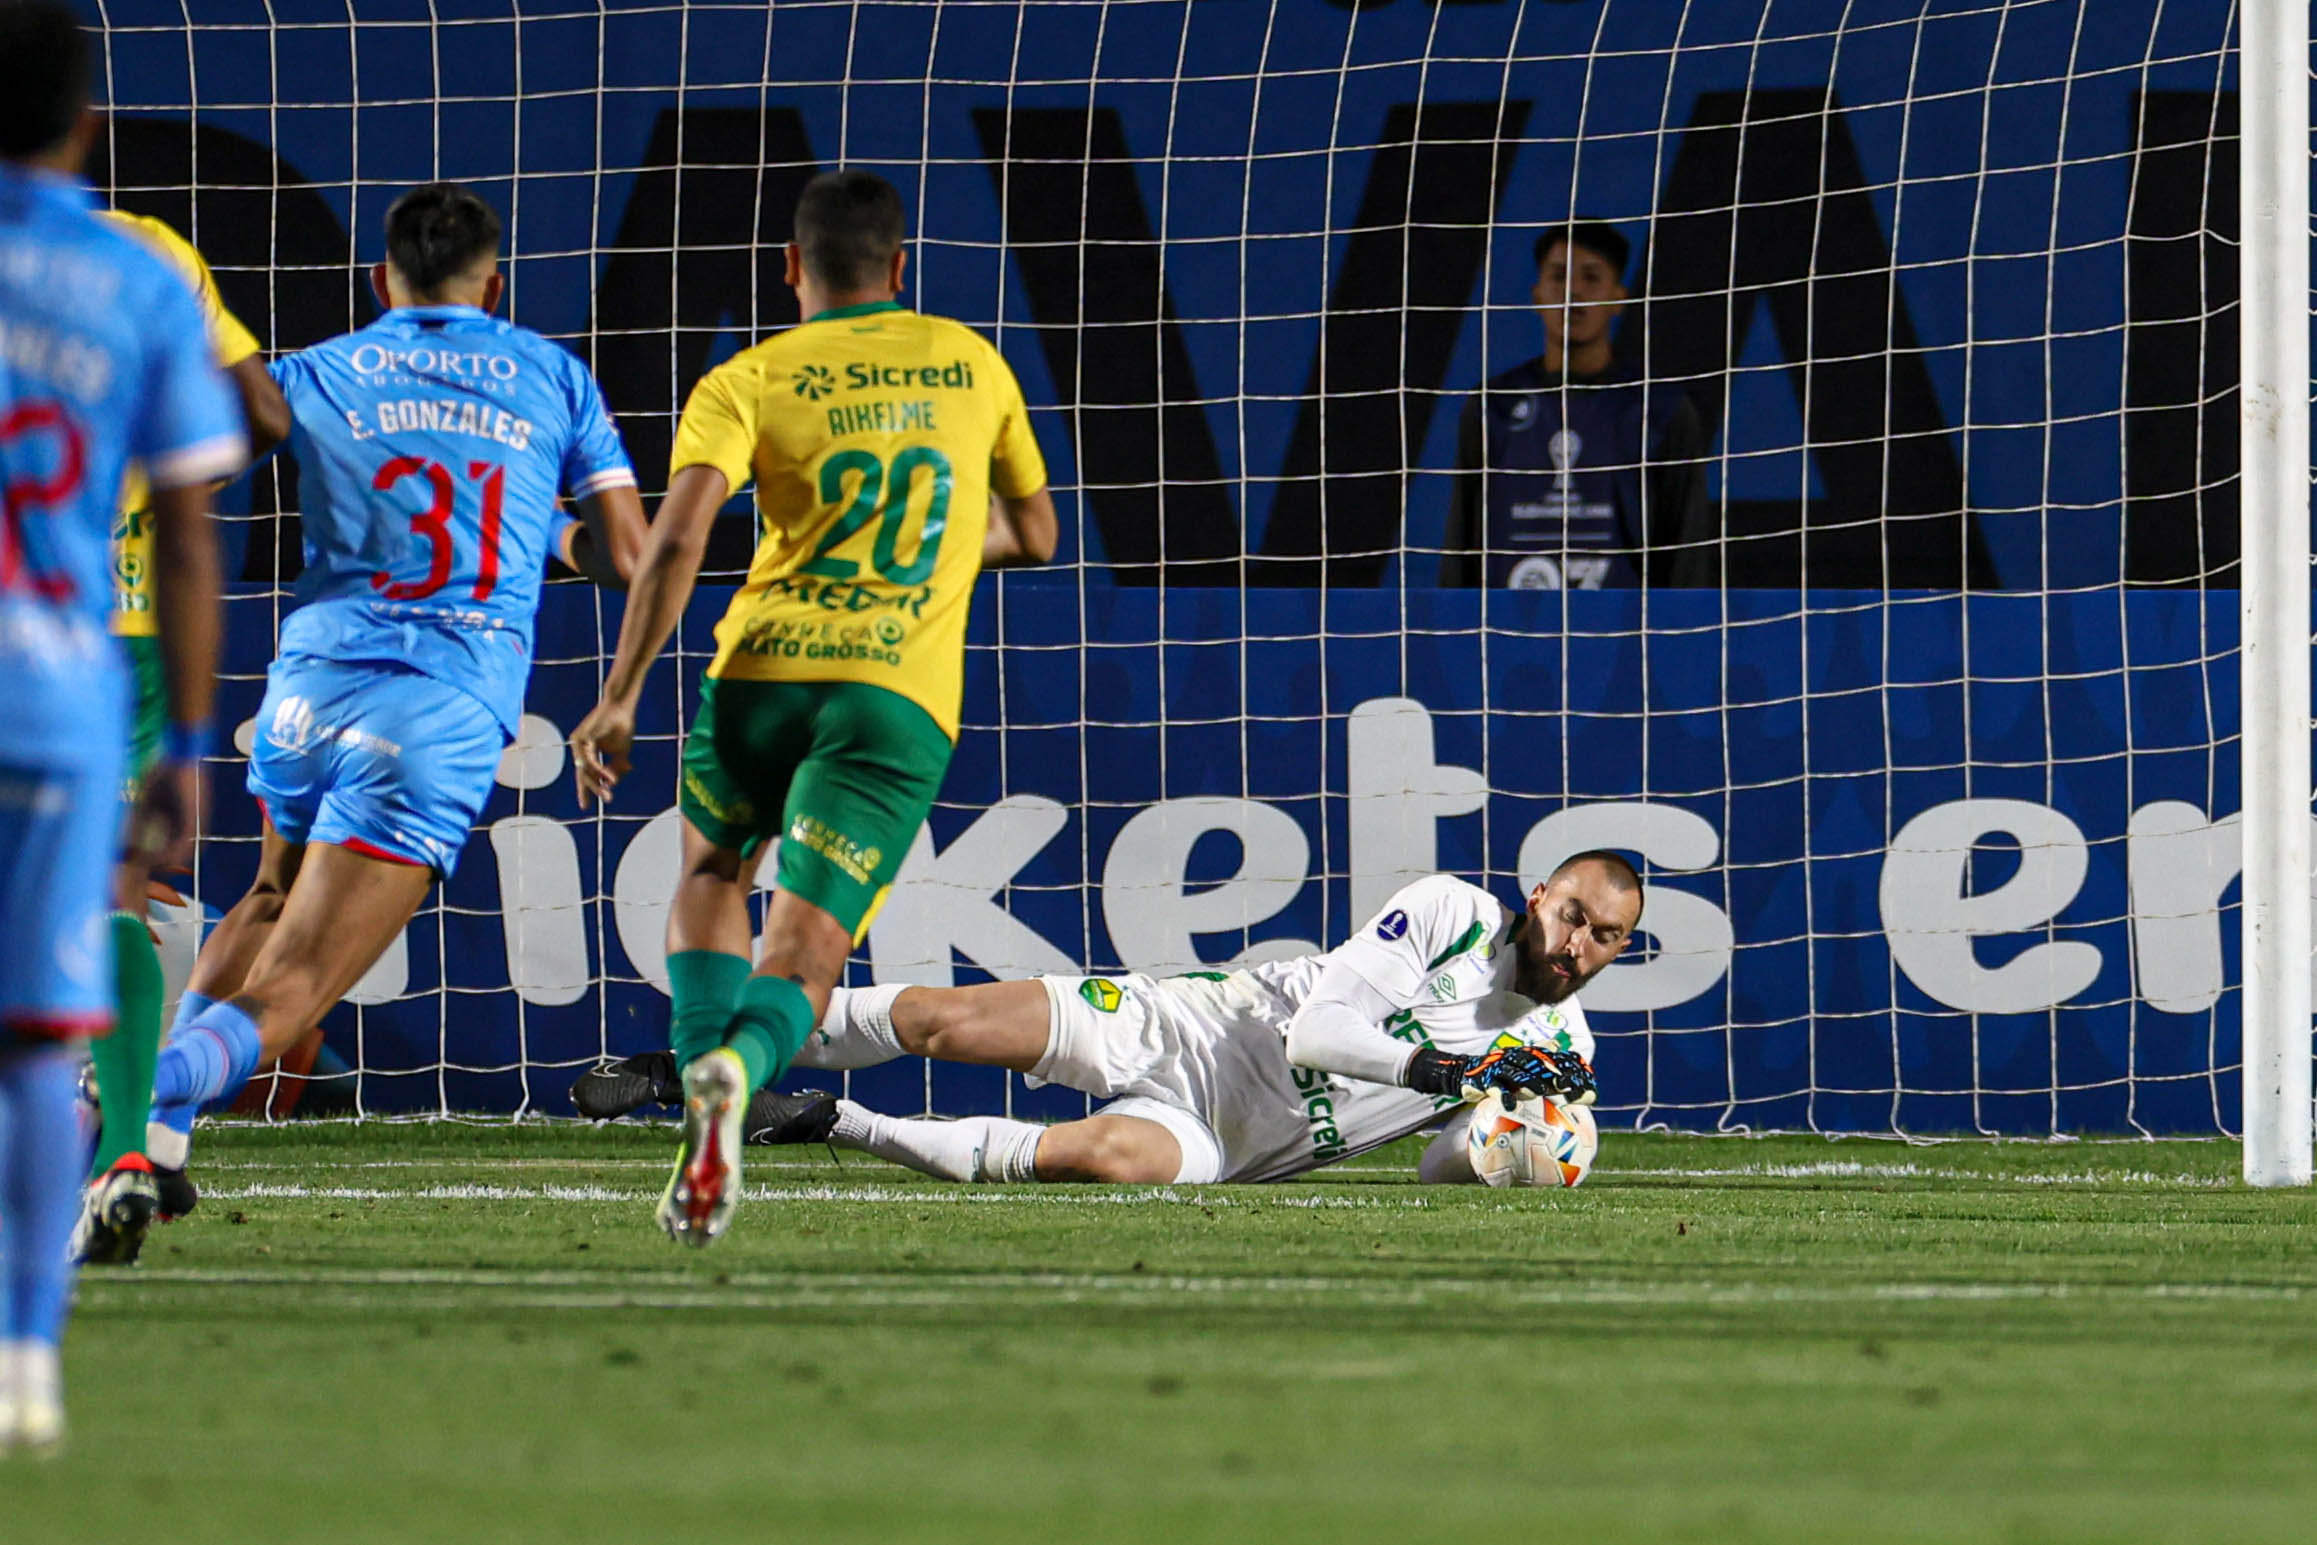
xmin=829 ymin=1100 xmax=1044 ymax=1183
xmin=145 ymin=1120 xmax=190 ymax=1170
xmin=794 ymin=984 xmax=909 ymax=1070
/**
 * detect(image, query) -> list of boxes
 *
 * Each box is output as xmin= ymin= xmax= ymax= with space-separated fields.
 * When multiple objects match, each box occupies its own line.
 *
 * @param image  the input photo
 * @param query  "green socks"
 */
xmin=90 ymin=911 xmax=164 ymax=1176
xmin=667 ymin=950 xmax=750 ymax=1067
xmin=722 ymin=974 xmax=815 ymax=1095
xmin=669 ymin=951 xmax=814 ymax=1095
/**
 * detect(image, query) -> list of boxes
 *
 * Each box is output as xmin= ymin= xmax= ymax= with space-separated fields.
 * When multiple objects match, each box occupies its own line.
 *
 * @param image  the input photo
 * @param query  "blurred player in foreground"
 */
xmin=569 ymin=170 xmax=1056 ymax=1245
xmin=577 ymin=858 xmax=1633 ymax=1188
xmin=74 ymin=210 xmax=290 ymax=1265
xmin=0 ymin=1 xmax=240 ymax=1452
xmin=139 ymin=182 xmax=645 ymax=1220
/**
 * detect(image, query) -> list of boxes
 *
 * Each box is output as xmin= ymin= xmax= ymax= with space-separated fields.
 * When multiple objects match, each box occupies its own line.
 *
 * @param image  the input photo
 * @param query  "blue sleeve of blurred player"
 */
xmin=558 ymin=358 xmax=635 ymax=500
xmin=130 ymin=270 xmax=244 ymax=489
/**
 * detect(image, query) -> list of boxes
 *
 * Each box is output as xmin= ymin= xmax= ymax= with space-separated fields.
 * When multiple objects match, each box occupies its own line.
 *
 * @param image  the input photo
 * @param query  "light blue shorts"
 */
xmin=247 ymin=656 xmax=504 ymax=876
xmin=0 ymin=756 xmax=119 ymax=1039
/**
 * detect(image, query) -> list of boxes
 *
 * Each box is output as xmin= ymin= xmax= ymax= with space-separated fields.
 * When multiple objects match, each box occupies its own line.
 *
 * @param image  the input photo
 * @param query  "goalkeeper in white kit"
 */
xmin=576 ymin=853 xmax=1639 ymax=1186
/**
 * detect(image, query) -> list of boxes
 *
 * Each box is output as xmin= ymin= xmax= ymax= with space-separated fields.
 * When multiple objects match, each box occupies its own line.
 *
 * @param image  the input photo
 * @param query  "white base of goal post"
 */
xmin=2238 ymin=0 xmax=2314 ymax=1187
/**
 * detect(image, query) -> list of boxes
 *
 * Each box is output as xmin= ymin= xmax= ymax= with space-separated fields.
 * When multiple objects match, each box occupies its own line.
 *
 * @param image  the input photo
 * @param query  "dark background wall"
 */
xmin=86 ymin=0 xmax=2243 ymax=591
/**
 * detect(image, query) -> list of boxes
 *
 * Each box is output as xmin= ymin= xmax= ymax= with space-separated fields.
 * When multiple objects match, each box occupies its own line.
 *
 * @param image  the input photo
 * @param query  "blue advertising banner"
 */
xmin=192 ymin=582 xmax=2243 ymax=1135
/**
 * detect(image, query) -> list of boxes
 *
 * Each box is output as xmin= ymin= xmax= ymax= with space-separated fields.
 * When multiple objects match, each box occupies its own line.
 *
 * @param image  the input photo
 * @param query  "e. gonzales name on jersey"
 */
xmin=339 ymin=339 xmax=539 ymax=450
xmin=672 ymin=302 xmax=1047 ymax=741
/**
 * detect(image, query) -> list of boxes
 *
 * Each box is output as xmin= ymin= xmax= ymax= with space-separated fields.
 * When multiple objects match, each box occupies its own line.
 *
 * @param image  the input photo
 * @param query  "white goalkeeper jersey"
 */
xmin=1181 ymin=875 xmax=1595 ymax=1181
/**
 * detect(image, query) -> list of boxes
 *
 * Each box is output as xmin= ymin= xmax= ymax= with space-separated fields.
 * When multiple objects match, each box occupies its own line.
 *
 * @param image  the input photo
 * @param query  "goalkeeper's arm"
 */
xmin=1282 ymin=959 xmax=1418 ymax=1086
xmin=1283 ymin=957 xmax=1595 ymax=1105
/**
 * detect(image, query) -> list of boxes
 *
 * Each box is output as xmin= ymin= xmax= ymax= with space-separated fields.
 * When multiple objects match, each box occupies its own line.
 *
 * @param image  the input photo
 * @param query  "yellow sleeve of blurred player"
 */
xmin=669 ymin=364 xmax=762 ymax=496
xmin=103 ymin=212 xmax=264 ymax=635
xmin=100 ymin=211 xmax=262 ymax=368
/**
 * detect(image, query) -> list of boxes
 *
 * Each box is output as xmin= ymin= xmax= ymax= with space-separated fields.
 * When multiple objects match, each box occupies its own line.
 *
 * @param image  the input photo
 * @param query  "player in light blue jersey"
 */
xmin=0 ymin=2 xmax=240 ymax=1455
xmin=142 ymin=183 xmax=646 ymax=1200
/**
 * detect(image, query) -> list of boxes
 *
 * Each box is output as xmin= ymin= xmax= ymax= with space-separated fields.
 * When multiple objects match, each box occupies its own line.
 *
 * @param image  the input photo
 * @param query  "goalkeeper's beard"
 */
xmin=1516 ymin=947 xmax=1592 ymax=1004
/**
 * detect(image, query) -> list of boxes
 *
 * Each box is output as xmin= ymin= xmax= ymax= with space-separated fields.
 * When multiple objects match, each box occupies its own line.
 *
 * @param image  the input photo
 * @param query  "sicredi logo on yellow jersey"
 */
xmin=842 ymin=360 xmax=976 ymax=391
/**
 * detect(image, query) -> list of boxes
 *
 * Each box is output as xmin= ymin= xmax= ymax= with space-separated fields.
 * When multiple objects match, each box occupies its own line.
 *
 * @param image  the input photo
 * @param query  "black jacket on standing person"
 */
xmin=1442 ymin=357 xmax=1716 ymax=589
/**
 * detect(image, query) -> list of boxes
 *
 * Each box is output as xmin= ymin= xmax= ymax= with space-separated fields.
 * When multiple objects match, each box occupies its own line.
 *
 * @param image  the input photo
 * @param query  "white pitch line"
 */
xmin=198 ymin=1181 xmax=1437 ymax=1208
xmin=1619 ymin=1162 xmax=2236 ymax=1188
xmin=76 ymin=1266 xmax=2317 ymax=1310
xmin=196 ymin=1157 xmax=1437 ymax=1179
xmin=213 ymin=1182 xmax=648 ymax=1203
xmin=187 ymin=1158 xmax=2245 ymax=1190
xmin=196 ymin=1158 xmax=890 ymax=1173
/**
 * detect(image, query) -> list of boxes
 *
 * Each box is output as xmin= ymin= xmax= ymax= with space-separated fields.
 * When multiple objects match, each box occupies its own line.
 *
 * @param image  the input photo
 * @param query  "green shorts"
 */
xmin=678 ymin=676 xmax=953 ymax=941
xmin=120 ymin=633 xmax=165 ymax=804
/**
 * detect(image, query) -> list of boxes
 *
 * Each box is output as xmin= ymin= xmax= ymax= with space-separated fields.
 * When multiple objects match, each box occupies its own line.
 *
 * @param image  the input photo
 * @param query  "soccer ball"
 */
xmin=1464 ymin=1095 xmax=1599 ymax=1189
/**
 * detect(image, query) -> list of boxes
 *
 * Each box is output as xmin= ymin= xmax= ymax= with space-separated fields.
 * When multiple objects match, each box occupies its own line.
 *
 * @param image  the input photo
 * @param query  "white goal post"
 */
xmin=2236 ymin=0 xmax=2311 ymax=1187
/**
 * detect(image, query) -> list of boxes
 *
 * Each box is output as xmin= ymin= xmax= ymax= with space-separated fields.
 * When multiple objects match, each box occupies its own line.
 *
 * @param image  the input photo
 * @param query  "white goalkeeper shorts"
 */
xmin=1084 ymin=1097 xmax=1225 ymax=1186
xmin=1032 ymin=970 xmax=1445 ymax=1184
xmin=1033 ymin=972 xmax=1264 ymax=1184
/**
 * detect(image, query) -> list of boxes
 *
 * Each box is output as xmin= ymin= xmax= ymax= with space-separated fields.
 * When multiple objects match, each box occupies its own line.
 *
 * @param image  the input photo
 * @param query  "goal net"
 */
xmin=89 ymin=0 xmax=2258 ymax=1136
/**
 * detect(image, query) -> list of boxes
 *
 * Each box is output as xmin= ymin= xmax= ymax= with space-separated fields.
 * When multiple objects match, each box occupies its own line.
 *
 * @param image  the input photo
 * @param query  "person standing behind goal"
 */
xmin=569 ymin=169 xmax=1057 ymax=1247
xmin=1441 ymin=220 xmax=1713 ymax=589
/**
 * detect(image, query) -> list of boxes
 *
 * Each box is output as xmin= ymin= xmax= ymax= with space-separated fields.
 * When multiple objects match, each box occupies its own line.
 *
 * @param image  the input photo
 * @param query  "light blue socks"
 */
xmin=0 ymin=1045 xmax=83 ymax=1345
xmin=148 ymin=999 xmax=264 ymax=1138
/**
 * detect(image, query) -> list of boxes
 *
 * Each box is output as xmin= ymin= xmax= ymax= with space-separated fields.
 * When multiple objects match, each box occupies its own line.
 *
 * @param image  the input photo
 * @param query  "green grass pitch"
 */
xmin=15 ymin=1122 xmax=2317 ymax=1544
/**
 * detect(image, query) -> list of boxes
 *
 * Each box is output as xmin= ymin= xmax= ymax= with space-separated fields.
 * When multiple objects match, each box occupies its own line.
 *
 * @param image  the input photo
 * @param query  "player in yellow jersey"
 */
xmin=569 ymin=170 xmax=1056 ymax=1245
xmin=73 ymin=212 xmax=288 ymax=1264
